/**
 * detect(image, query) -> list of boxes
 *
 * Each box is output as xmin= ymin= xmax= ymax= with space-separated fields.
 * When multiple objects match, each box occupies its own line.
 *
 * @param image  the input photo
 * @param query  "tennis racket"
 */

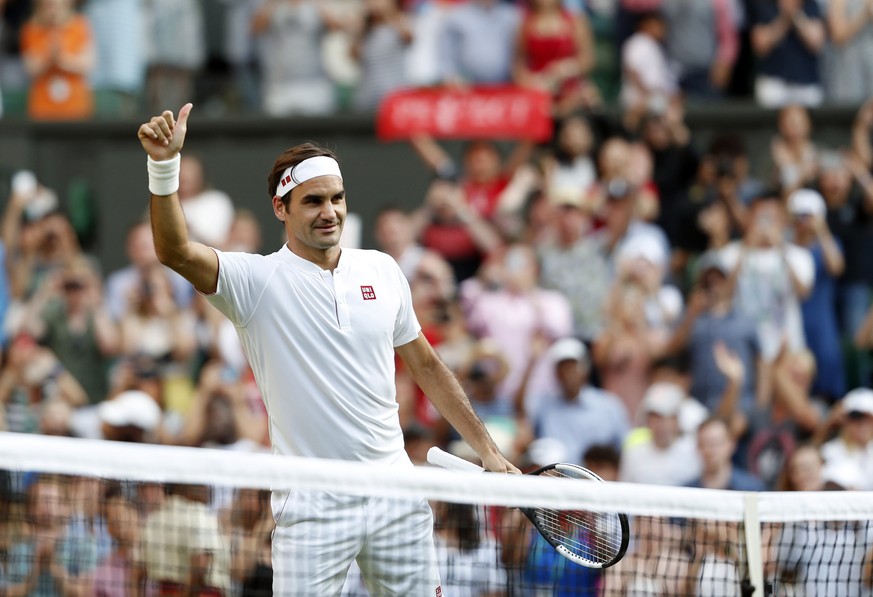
xmin=427 ymin=446 xmax=629 ymax=569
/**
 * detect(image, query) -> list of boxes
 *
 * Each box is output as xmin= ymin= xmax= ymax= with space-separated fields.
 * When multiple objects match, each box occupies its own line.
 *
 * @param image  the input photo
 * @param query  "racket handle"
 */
xmin=427 ymin=447 xmax=485 ymax=473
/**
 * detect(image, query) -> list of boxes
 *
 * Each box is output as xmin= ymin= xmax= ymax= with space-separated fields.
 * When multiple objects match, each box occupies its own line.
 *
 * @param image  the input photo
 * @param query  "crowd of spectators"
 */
xmin=1 ymin=93 xmax=873 ymax=593
xmin=4 ymin=0 xmax=873 ymax=119
xmin=3 ymin=0 xmax=873 ymax=595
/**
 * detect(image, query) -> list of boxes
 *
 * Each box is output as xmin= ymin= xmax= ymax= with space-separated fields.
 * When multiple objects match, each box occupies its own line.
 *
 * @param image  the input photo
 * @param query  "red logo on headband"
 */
xmin=281 ymin=175 xmax=292 ymax=187
xmin=361 ymin=286 xmax=376 ymax=300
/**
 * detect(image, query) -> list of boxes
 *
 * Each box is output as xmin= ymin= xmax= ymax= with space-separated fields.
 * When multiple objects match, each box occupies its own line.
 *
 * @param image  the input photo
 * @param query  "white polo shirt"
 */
xmin=205 ymin=245 xmax=421 ymax=464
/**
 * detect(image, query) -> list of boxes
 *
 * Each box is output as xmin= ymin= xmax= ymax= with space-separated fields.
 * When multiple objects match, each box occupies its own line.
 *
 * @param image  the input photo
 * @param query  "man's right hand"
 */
xmin=137 ymin=103 xmax=193 ymax=162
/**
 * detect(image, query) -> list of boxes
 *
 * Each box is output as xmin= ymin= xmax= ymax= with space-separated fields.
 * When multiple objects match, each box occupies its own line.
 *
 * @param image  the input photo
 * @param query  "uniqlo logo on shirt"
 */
xmin=361 ymin=285 xmax=376 ymax=300
xmin=435 ymin=587 xmax=442 ymax=597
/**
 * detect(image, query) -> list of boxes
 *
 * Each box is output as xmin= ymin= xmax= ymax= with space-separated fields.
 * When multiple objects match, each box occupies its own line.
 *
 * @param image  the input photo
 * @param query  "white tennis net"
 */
xmin=1 ymin=432 xmax=872 ymax=596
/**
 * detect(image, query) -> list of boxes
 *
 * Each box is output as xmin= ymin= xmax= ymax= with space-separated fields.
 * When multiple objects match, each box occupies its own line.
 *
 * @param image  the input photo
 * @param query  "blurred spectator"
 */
xmin=118 ymin=263 xmax=196 ymax=378
xmin=465 ymin=243 xmax=573 ymax=415
xmin=142 ymin=0 xmax=205 ymax=115
xmin=0 ymin=333 xmax=87 ymax=434
xmin=410 ymin=176 xmax=502 ymax=283
xmin=221 ymin=488 xmax=273 ymax=595
xmin=582 ymin=443 xmax=622 ymax=482
xmin=668 ymin=253 xmax=761 ymax=423
xmin=770 ymin=104 xmax=818 ymax=194
xmin=789 ymin=188 xmax=846 ymax=401
xmin=105 ymin=219 xmax=194 ymax=322
xmin=776 ymin=443 xmax=825 ymax=491
xmin=615 ymin=234 xmax=682 ymax=334
xmin=590 ymin=138 xmax=669 ymax=268
xmin=97 ymin=389 xmax=162 ymax=443
xmin=174 ymin=362 xmax=266 ymax=451
xmin=219 ymin=0 xmax=262 ymax=113
xmin=432 ymin=501 xmax=506 ymax=596
xmin=821 ymin=0 xmax=873 ymax=105
xmin=83 ymin=0 xmax=145 ymax=118
xmin=141 ymin=483 xmax=232 ymax=596
xmin=540 ymin=113 xmax=597 ymax=199
xmin=375 ymin=205 xmax=433 ymax=281
xmin=750 ymin=0 xmax=825 ymax=108
xmin=619 ymin=381 xmax=702 ymax=485
xmin=87 ymin=484 xmax=146 ymax=597
xmin=661 ymin=0 xmax=739 ymax=100
xmin=411 ymin=136 xmax=534 ymax=234
xmin=818 ymin=388 xmax=873 ymax=491
xmin=252 ymin=0 xmax=342 ymax=116
xmin=602 ymin=515 xmax=691 ymax=595
xmin=637 ymin=102 xmax=699 ymax=248
xmin=536 ymin=187 xmax=609 ymax=341
xmin=20 ymin=0 xmax=95 ymax=120
xmin=619 ymin=11 xmax=678 ymax=116
xmin=512 ymin=0 xmax=598 ymax=115
xmin=593 ymin=278 xmax=660 ymax=417
xmin=350 ymin=0 xmax=412 ymax=112
xmin=719 ymin=194 xmax=814 ymax=362
xmin=687 ymin=416 xmax=765 ymax=490
xmin=747 ymin=348 xmax=821 ymax=487
xmin=438 ymin=0 xmax=519 ymax=85
xmin=223 ymin=209 xmax=263 ymax=254
xmin=178 ymin=155 xmax=236 ymax=248
xmin=709 ymin=132 xmax=766 ymax=205
xmin=770 ymin=518 xmax=873 ymax=597
xmin=19 ymin=258 xmax=119 ymax=405
xmin=1 ymin=177 xmax=79 ymax=304
xmin=3 ymin=475 xmax=101 ymax=595
xmin=535 ymin=337 xmax=630 ymax=464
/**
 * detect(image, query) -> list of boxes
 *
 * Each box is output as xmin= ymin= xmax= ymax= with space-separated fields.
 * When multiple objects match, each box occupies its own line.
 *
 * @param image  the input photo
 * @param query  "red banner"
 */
xmin=376 ymin=86 xmax=553 ymax=142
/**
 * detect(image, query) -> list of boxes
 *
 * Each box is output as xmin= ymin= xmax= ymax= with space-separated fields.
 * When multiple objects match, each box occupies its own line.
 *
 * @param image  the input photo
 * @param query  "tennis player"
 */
xmin=137 ymin=104 xmax=519 ymax=596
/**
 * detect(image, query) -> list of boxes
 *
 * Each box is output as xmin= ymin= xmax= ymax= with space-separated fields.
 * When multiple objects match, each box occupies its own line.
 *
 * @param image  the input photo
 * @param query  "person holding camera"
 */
xmin=717 ymin=193 xmax=815 ymax=402
xmin=789 ymin=188 xmax=846 ymax=401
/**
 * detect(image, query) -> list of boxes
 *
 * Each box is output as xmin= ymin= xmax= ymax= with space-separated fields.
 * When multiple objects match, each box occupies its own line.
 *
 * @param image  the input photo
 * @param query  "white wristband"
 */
xmin=147 ymin=154 xmax=181 ymax=196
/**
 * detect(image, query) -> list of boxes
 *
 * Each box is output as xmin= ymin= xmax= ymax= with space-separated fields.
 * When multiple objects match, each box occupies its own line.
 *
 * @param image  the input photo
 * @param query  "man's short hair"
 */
xmin=583 ymin=444 xmax=621 ymax=469
xmin=268 ymin=142 xmax=339 ymax=204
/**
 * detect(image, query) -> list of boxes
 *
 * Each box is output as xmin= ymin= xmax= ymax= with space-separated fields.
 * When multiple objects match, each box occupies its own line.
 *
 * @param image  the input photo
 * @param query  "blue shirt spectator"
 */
xmin=751 ymin=0 xmax=825 ymax=107
xmin=438 ymin=0 xmax=520 ymax=84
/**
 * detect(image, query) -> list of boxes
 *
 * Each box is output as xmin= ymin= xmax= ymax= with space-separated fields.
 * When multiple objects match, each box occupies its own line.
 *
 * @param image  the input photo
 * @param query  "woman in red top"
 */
xmin=513 ymin=0 xmax=597 ymax=116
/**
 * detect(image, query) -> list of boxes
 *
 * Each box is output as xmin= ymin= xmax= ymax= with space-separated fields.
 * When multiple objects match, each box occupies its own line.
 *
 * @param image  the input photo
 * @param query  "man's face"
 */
xmin=697 ymin=422 xmax=734 ymax=472
xmin=280 ymin=175 xmax=346 ymax=254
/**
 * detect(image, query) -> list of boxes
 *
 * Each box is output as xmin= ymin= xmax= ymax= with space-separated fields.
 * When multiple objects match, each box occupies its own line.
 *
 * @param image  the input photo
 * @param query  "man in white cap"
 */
xmin=137 ymin=104 xmax=517 ymax=596
xmin=788 ymin=187 xmax=846 ymax=401
xmin=820 ymin=388 xmax=873 ymax=491
xmin=618 ymin=381 xmax=701 ymax=486
xmin=98 ymin=390 xmax=162 ymax=443
xmin=535 ymin=337 xmax=630 ymax=464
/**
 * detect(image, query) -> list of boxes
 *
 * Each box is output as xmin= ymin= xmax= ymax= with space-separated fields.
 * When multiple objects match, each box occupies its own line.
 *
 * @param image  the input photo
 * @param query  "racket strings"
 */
xmin=533 ymin=468 xmax=625 ymax=565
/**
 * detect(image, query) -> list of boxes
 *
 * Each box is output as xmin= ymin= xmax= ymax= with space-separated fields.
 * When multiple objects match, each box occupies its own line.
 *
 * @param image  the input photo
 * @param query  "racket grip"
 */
xmin=426 ymin=447 xmax=485 ymax=473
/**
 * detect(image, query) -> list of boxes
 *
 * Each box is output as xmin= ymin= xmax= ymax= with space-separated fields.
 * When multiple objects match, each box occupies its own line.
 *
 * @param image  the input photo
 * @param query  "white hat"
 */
xmin=641 ymin=382 xmax=685 ymax=417
xmin=548 ymin=337 xmax=588 ymax=366
xmin=98 ymin=390 xmax=162 ymax=431
xmin=788 ymin=188 xmax=826 ymax=217
xmin=617 ymin=234 xmax=667 ymax=269
xmin=842 ymin=388 xmax=873 ymax=417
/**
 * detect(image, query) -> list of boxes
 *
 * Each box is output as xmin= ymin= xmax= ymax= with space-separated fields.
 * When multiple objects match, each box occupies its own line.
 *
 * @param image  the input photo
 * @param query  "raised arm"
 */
xmin=137 ymin=104 xmax=218 ymax=294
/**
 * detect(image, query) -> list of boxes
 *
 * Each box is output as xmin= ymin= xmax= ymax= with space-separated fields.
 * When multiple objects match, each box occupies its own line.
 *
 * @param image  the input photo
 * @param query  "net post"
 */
xmin=743 ymin=492 xmax=764 ymax=595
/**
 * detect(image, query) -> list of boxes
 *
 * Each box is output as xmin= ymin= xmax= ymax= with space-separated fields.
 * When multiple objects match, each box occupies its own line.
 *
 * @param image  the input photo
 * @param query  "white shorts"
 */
xmin=272 ymin=491 xmax=442 ymax=596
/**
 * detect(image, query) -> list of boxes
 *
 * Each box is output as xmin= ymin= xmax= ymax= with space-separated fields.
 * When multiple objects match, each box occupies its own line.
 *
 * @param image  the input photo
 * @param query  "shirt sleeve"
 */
xmin=203 ymin=249 xmax=273 ymax=327
xmin=392 ymin=258 xmax=422 ymax=347
xmin=787 ymin=245 xmax=815 ymax=292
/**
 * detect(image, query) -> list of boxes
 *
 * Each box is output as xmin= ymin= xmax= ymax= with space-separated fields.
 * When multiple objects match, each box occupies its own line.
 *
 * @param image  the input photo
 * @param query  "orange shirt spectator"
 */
xmin=21 ymin=0 xmax=96 ymax=120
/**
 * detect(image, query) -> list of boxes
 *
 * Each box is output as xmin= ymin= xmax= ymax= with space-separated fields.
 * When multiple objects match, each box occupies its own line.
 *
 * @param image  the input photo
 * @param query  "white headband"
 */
xmin=275 ymin=156 xmax=343 ymax=198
